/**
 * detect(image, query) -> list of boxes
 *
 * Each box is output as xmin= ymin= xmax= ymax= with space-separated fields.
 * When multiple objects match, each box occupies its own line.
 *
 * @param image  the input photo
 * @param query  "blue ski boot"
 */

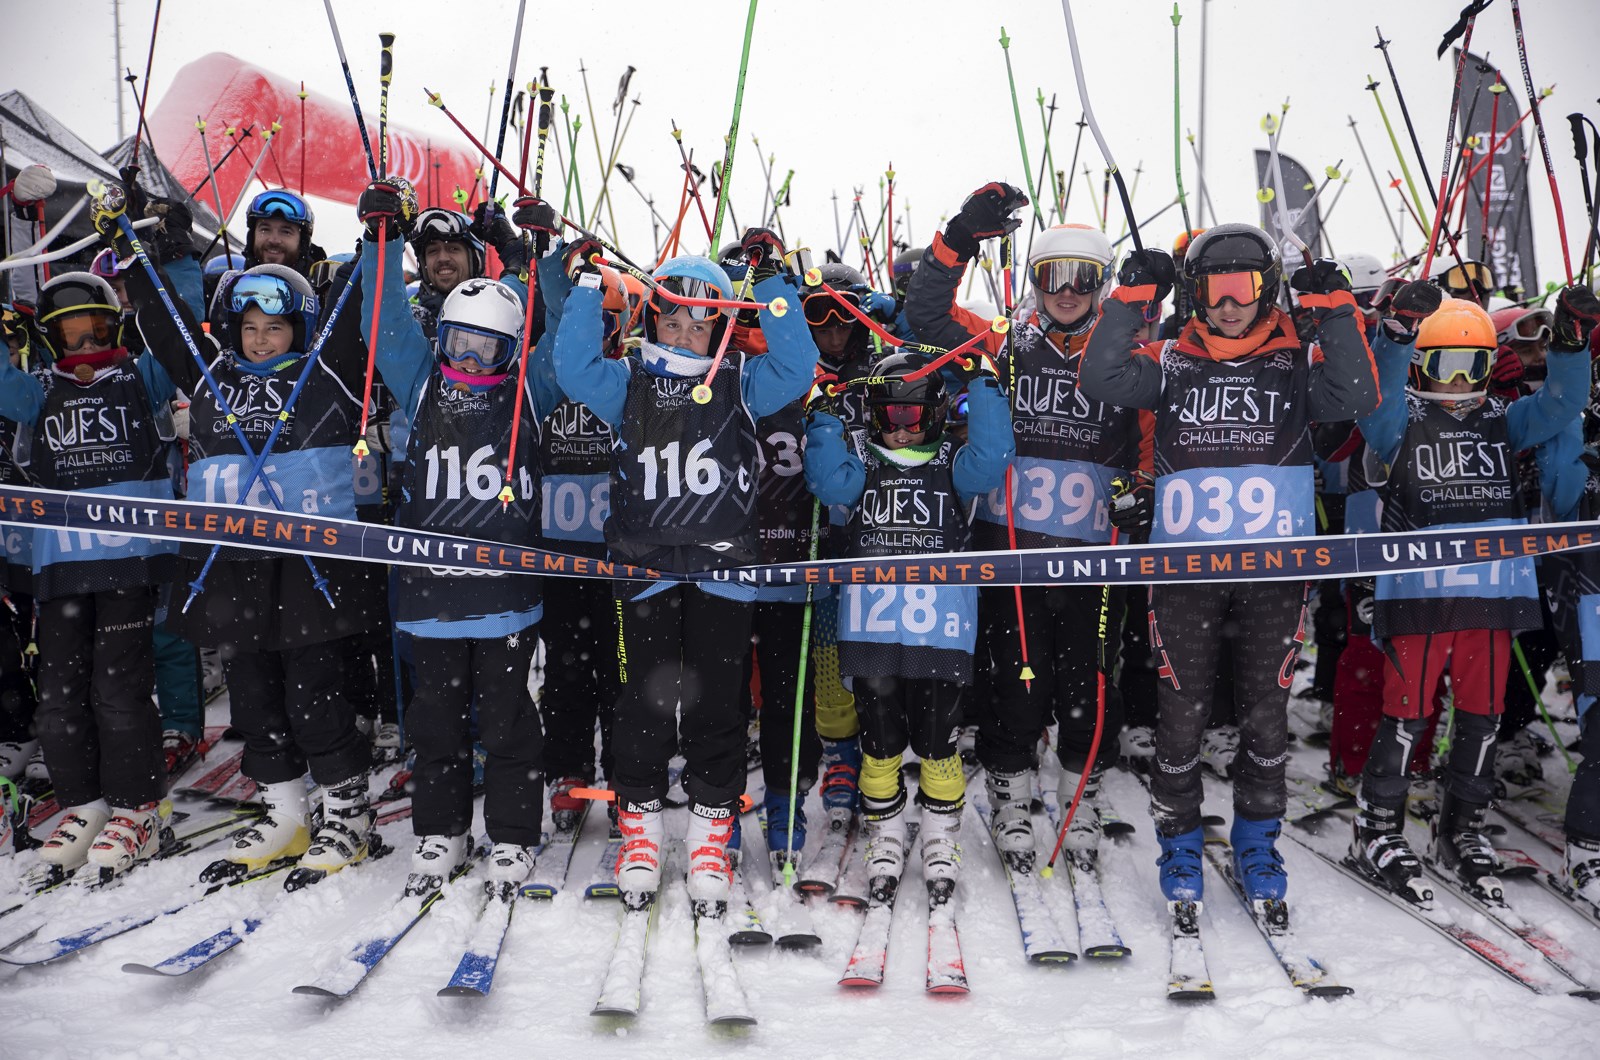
xmin=1230 ymin=815 xmax=1288 ymax=901
xmin=1156 ymin=827 xmax=1205 ymax=901
xmin=818 ymin=736 xmax=861 ymax=814
xmin=762 ymin=788 xmax=807 ymax=862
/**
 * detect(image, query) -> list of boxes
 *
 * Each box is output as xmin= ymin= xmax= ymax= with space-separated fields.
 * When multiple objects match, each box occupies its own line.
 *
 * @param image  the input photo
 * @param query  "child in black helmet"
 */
xmin=803 ymin=349 xmax=1012 ymax=898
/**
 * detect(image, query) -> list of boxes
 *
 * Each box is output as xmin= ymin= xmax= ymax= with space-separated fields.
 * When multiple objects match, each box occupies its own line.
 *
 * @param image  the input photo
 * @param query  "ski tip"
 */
xmin=776 ymin=934 xmax=822 ymax=951
xmin=1567 ymin=988 xmax=1600 ymax=1003
xmin=1028 ymin=951 xmax=1078 ymax=964
xmin=437 ymin=985 xmax=490 ymax=998
xmin=838 ymin=976 xmax=883 ymax=989
xmin=591 ymin=1005 xmax=640 ymax=1019
xmin=1167 ymin=985 xmax=1216 ymax=1002
xmin=290 ymin=984 xmax=342 ymax=998
xmin=927 ymin=983 xmax=970 ymax=995
xmin=1084 ymin=945 xmax=1132 ymax=959
xmin=728 ymin=931 xmax=773 ymax=947
xmin=1307 ymin=984 xmax=1356 ymax=999
xmin=709 ymin=1013 xmax=758 ymax=1027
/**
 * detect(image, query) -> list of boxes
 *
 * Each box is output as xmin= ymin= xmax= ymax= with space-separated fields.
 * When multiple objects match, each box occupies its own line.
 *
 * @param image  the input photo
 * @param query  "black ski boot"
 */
xmin=1348 ymin=795 xmax=1431 ymax=906
xmin=1432 ymin=792 xmax=1502 ymax=901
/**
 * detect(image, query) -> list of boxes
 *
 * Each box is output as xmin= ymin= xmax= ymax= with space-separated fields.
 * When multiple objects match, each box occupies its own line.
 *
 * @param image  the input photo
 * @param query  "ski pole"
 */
xmin=1037 ymin=90 xmax=1064 ymax=221
xmin=188 ymin=261 xmax=364 ymax=611
xmin=1185 ymin=132 xmax=1221 ymax=229
xmin=1059 ymin=1 xmax=1145 ymax=253
xmin=1571 ymin=112 xmax=1600 ymax=277
xmin=1061 ymin=114 xmax=1087 ymax=219
xmin=672 ymin=123 xmax=715 ymax=243
xmin=194 ymin=119 xmax=234 ymax=260
xmin=1171 ymin=4 xmax=1194 ymax=238
xmin=1367 ymin=77 xmax=1430 ymax=230
xmin=562 ymin=98 xmax=586 ymax=221
xmin=830 ymin=190 xmax=845 ymax=259
xmin=1261 ymin=106 xmax=1314 ymax=270
xmin=1375 ymin=26 xmax=1439 ymax=209
xmin=185 ymin=123 xmax=256 ymax=201
xmin=766 ymin=169 xmax=794 ymax=234
xmin=1350 ymin=116 xmax=1409 ymax=253
xmin=754 ymin=136 xmax=776 ymax=224
xmin=0 ymin=216 xmax=159 ymax=273
xmin=997 ymin=27 xmax=1044 ymax=231
xmin=320 ymin=0 xmax=377 ymax=180
xmin=1108 ymin=197 xmax=1181 ymax=250
xmin=355 ymin=33 xmax=396 ymax=461
xmin=127 ymin=0 xmax=163 ymax=171
xmin=487 ymin=0 xmax=528 ymax=206
xmin=1419 ymin=15 xmax=1480 ymax=280
xmin=1513 ymin=638 xmax=1576 ymax=774
xmin=689 ymin=248 xmax=763 ymax=405
xmin=709 ymin=0 xmax=762 ymax=250
xmin=1510 ymin=0 xmax=1574 ymax=285
xmin=781 ymin=498 xmax=823 ymax=885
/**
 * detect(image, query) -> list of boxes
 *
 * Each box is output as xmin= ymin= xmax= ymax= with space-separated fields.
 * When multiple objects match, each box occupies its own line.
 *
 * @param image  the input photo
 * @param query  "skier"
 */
xmin=359 ymin=178 xmax=548 ymax=893
xmin=241 ymin=188 xmax=324 ymax=277
xmin=0 ymin=271 xmax=177 ymax=884
xmin=803 ymin=349 xmax=1012 ymax=890
xmin=1081 ymin=226 xmax=1379 ymax=903
xmin=906 ymin=184 xmax=1143 ymax=869
xmin=553 ymin=232 xmax=819 ymax=909
xmin=1348 ymin=285 xmax=1591 ymax=901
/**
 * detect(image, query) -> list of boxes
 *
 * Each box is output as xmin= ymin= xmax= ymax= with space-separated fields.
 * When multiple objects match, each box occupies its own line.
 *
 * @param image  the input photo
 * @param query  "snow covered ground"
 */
xmin=3 ymin=657 xmax=1597 ymax=1059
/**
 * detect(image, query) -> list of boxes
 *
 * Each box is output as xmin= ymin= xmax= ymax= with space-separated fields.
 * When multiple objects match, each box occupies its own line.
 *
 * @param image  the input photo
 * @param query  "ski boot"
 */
xmin=202 ymin=778 xmax=311 ymax=883
xmin=1432 ymin=792 xmax=1503 ymax=901
xmin=286 ymin=772 xmax=375 ymax=890
xmin=1495 ymin=727 xmax=1544 ymax=790
xmin=1200 ymin=724 xmax=1238 ymax=780
xmin=1350 ymin=795 xmax=1431 ymax=905
xmin=1058 ymin=766 xmax=1104 ymax=854
xmin=615 ymin=799 xmax=665 ymax=897
xmin=1118 ymin=725 xmax=1155 ymax=775
xmin=0 ymin=738 xmax=38 ymax=782
xmin=1564 ymin=836 xmax=1600 ymax=911
xmin=762 ymin=787 xmax=806 ymax=877
xmin=30 ymin=801 xmax=112 ymax=890
xmin=985 ymin=767 xmax=1036 ymax=872
xmin=1157 ymin=827 xmax=1204 ymax=902
xmin=1230 ymin=815 xmax=1287 ymax=901
xmin=85 ymin=801 xmax=170 ymax=885
xmin=920 ymin=797 xmax=963 ymax=885
xmin=372 ymin=721 xmax=405 ymax=766
xmin=404 ymin=833 xmax=470 ymax=900
xmin=685 ymin=801 xmax=735 ymax=913
xmin=486 ymin=842 xmax=535 ymax=892
xmin=162 ymin=730 xmax=199 ymax=780
xmin=548 ymin=775 xmax=588 ymax=833
xmin=861 ymin=785 xmax=909 ymax=885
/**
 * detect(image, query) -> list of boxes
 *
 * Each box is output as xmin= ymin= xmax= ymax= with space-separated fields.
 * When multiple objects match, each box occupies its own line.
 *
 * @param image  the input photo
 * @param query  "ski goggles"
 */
xmin=648 ymin=276 xmax=725 ymax=321
xmin=438 ymin=321 xmax=515 ymax=370
xmin=869 ymin=401 xmax=938 ymax=435
xmin=228 ymin=274 xmax=316 ymax=319
xmin=1418 ymin=346 xmax=1491 ymax=385
xmin=1192 ymin=270 xmax=1266 ymax=309
xmin=1436 ymin=261 xmax=1493 ymax=297
xmin=803 ymin=290 xmax=861 ymax=328
xmin=247 ymin=190 xmax=312 ymax=225
xmin=1502 ymin=308 xmax=1553 ymax=345
xmin=49 ymin=311 xmax=117 ymax=352
xmin=1029 ymin=256 xmax=1107 ymax=296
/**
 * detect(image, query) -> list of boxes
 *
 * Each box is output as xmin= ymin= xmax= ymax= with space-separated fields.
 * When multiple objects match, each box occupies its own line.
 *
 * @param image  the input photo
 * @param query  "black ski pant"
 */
xmin=1362 ymin=710 xmax=1499 ymax=809
xmin=1146 ymin=581 xmax=1305 ymax=836
xmin=856 ymin=675 xmax=965 ymax=764
xmin=1566 ymin=708 xmax=1600 ymax=843
xmin=539 ymin=575 xmax=618 ymax=782
xmin=224 ymin=640 xmax=368 ymax=787
xmin=743 ymin=599 xmax=821 ymax=800
xmin=1118 ymin=586 xmax=1159 ymax=729
xmin=0 ymin=590 xmax=36 ymax=743
xmin=1501 ymin=621 xmax=1559 ymax=741
xmin=612 ymin=586 xmax=751 ymax=810
xmin=1310 ymin=492 xmax=1347 ymax=696
xmin=974 ymin=585 xmax=1125 ymax=775
xmin=34 ymin=587 xmax=162 ymax=809
xmin=409 ymin=632 xmax=544 ymax=846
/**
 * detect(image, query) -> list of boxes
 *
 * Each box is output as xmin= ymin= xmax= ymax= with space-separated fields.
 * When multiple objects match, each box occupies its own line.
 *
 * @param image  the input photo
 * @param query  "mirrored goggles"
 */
xmin=1419 ymin=346 xmax=1491 ymax=385
xmin=649 ymin=276 xmax=725 ymax=321
xmin=869 ymin=401 xmax=937 ymax=435
xmin=1192 ymin=270 xmax=1266 ymax=309
xmin=229 ymin=274 xmax=313 ymax=318
xmin=1438 ymin=261 xmax=1493 ymax=296
xmin=1505 ymin=309 xmax=1553 ymax=344
xmin=803 ymin=290 xmax=861 ymax=328
xmin=1029 ymin=256 xmax=1107 ymax=296
xmin=437 ymin=322 xmax=514 ymax=369
xmin=50 ymin=311 xmax=116 ymax=352
xmin=248 ymin=190 xmax=311 ymax=224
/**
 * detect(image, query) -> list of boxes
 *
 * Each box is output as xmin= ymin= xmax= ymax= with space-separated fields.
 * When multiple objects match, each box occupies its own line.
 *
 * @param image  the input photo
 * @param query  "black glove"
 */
xmin=472 ymin=201 xmax=529 ymax=274
xmin=944 ymin=181 xmax=1028 ymax=259
xmin=1554 ymin=283 xmax=1600 ymax=349
xmin=1382 ymin=280 xmax=1443 ymax=343
xmin=118 ymin=167 xmax=150 ymax=224
xmin=1109 ymin=471 xmax=1153 ymax=535
xmin=739 ymin=227 xmax=786 ymax=281
xmin=805 ymin=371 xmax=839 ymax=415
xmin=1291 ymin=258 xmax=1352 ymax=296
xmin=357 ymin=178 xmax=418 ymax=239
xmin=1116 ymin=249 xmax=1176 ymax=305
xmin=511 ymin=196 xmax=561 ymax=236
xmin=562 ymin=238 xmax=603 ymax=282
xmin=149 ymin=198 xmax=195 ymax=263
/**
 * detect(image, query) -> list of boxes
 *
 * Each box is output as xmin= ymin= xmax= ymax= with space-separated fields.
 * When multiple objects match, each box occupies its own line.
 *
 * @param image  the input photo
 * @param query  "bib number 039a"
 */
xmin=1160 ymin=474 xmax=1280 ymax=537
xmin=637 ymin=439 xmax=720 ymax=500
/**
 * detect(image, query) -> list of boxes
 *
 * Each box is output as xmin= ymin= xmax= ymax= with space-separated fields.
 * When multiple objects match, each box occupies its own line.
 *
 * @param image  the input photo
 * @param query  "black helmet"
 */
xmin=807 ymin=262 xmax=867 ymax=294
xmin=410 ymin=208 xmax=486 ymax=292
xmin=1181 ymin=223 xmax=1281 ymax=327
xmin=864 ymin=351 xmax=949 ymax=444
xmin=37 ymin=272 xmax=121 ymax=358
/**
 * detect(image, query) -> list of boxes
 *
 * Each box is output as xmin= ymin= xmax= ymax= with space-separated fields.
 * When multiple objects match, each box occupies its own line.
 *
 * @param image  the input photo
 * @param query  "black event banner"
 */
xmin=1456 ymin=50 xmax=1538 ymax=300
xmin=1253 ymin=149 xmax=1325 ymax=260
xmin=7 ymin=484 xmax=1600 ymax=589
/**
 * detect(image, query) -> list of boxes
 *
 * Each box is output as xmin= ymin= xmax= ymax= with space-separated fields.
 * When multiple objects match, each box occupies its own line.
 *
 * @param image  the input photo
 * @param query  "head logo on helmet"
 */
xmin=436 ymin=277 xmax=524 ymax=374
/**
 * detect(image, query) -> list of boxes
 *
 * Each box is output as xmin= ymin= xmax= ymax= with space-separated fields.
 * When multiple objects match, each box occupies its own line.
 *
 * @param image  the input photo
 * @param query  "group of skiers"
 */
xmin=3 ymin=145 xmax=1600 ymax=943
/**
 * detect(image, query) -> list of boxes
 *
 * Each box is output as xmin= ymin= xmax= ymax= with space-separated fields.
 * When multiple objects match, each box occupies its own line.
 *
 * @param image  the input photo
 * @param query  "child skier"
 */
xmin=803 ymin=350 xmax=1012 ymax=893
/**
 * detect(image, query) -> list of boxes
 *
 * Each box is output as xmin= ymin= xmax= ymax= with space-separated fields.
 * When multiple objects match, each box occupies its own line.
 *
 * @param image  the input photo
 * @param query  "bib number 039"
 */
xmin=1160 ymin=474 xmax=1280 ymax=537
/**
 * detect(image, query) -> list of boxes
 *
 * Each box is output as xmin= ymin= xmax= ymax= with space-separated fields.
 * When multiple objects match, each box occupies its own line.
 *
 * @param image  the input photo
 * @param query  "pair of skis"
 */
xmin=836 ymin=819 xmax=967 ymax=993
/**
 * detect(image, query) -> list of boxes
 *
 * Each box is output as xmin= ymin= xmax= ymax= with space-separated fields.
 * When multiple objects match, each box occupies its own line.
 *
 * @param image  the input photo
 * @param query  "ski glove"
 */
xmin=1109 ymin=471 xmax=1153 ymax=535
xmin=1554 ymin=283 xmax=1600 ymax=349
xmin=472 ymin=201 xmax=529 ymax=274
xmin=944 ymin=181 xmax=1028 ymax=259
xmin=862 ymin=291 xmax=898 ymax=323
xmin=1116 ymin=249 xmax=1176 ymax=305
xmin=511 ymin=196 xmax=561 ymax=236
xmin=10 ymin=163 xmax=55 ymax=204
xmin=562 ymin=238 xmax=604 ymax=282
xmin=1291 ymin=258 xmax=1352 ymax=296
xmin=1490 ymin=347 xmax=1525 ymax=392
xmin=1380 ymin=280 xmax=1443 ymax=344
xmin=149 ymin=199 xmax=195 ymax=263
xmin=357 ymin=178 xmax=418 ymax=239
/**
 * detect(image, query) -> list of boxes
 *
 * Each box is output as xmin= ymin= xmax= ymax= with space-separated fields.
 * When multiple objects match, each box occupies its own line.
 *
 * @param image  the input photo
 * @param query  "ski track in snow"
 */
xmin=3 ymin=674 xmax=1597 ymax=1058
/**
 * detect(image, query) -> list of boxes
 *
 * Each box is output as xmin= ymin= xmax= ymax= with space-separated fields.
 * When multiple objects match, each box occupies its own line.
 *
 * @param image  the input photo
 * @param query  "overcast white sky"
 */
xmin=7 ymin=0 xmax=1598 ymax=290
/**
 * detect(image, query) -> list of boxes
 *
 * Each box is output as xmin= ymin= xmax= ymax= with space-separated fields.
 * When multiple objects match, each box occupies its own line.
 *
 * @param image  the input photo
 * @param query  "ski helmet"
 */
xmin=1412 ymin=298 xmax=1496 ymax=388
xmin=224 ymin=264 xmax=319 ymax=354
xmin=1427 ymin=257 xmax=1494 ymax=304
xmin=1026 ymin=224 xmax=1114 ymax=323
xmin=1338 ymin=252 xmax=1387 ymax=296
xmin=37 ymin=272 xmax=122 ymax=357
xmin=864 ymin=351 xmax=950 ymax=444
xmin=893 ymin=246 xmax=923 ymax=278
xmin=1491 ymin=305 xmax=1553 ymax=347
xmin=801 ymin=262 xmax=869 ymax=329
xmin=645 ymin=255 xmax=734 ymax=350
xmin=436 ymin=277 xmax=525 ymax=371
xmin=1181 ymin=223 xmax=1281 ymax=327
xmin=410 ymin=208 xmax=486 ymax=291
xmin=245 ymin=188 xmax=316 ymax=271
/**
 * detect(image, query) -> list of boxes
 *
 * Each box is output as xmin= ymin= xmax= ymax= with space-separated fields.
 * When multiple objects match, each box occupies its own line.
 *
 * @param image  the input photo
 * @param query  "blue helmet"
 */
xmin=646 ymin=255 xmax=734 ymax=349
xmin=223 ymin=264 xmax=319 ymax=354
xmin=203 ymin=252 xmax=246 ymax=277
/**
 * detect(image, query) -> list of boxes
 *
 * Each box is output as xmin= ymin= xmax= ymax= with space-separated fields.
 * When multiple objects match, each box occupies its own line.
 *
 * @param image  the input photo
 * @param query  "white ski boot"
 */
xmin=985 ymin=768 xmax=1036 ymax=871
xmin=1058 ymin=766 xmax=1103 ymax=852
xmin=38 ymin=801 xmax=112 ymax=871
xmin=85 ymin=801 xmax=169 ymax=882
xmin=920 ymin=800 xmax=963 ymax=884
xmin=287 ymin=772 xmax=374 ymax=889
xmin=1565 ymin=836 xmax=1600 ymax=910
xmin=203 ymin=779 xmax=311 ymax=882
xmin=404 ymin=833 xmax=469 ymax=899
xmin=615 ymin=800 xmax=665 ymax=896
xmin=485 ymin=842 xmax=536 ymax=888
xmin=685 ymin=802 xmax=735 ymax=908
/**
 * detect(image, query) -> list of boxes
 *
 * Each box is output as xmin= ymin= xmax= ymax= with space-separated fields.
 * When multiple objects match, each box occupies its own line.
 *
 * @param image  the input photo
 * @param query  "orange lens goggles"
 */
xmin=1192 ymin=270 xmax=1265 ymax=309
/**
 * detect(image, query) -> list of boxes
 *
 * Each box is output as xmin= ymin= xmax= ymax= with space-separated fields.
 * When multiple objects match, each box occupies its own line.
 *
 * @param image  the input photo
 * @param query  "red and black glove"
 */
xmin=1490 ymin=346 xmax=1525 ymax=395
xmin=561 ymin=238 xmax=604 ymax=282
xmin=1554 ymin=283 xmax=1600 ymax=349
xmin=944 ymin=181 xmax=1028 ymax=259
xmin=1116 ymin=248 xmax=1177 ymax=306
xmin=739 ymin=227 xmax=786 ymax=282
xmin=357 ymin=178 xmax=418 ymax=239
xmin=511 ymin=196 xmax=561 ymax=237
xmin=1381 ymin=280 xmax=1443 ymax=344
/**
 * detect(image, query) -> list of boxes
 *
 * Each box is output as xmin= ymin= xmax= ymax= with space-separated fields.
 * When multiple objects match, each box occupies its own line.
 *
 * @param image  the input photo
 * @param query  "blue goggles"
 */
xmin=248 ymin=190 xmax=313 ymax=225
xmin=228 ymin=274 xmax=316 ymax=319
xmin=438 ymin=321 xmax=515 ymax=370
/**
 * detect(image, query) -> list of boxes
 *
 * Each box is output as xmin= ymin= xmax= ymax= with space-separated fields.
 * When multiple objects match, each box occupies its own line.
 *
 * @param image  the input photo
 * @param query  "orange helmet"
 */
xmin=1173 ymin=228 xmax=1206 ymax=255
xmin=1415 ymin=298 xmax=1496 ymax=351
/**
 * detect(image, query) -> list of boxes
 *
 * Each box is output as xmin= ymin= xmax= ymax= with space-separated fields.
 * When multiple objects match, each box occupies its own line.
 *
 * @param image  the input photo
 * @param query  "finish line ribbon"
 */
xmin=3 ymin=484 xmax=1600 ymax=587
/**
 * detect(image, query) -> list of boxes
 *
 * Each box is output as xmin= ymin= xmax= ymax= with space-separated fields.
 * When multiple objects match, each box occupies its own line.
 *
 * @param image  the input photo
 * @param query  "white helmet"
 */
xmin=436 ymin=277 xmax=525 ymax=370
xmin=1026 ymin=223 xmax=1115 ymax=326
xmin=1339 ymin=252 xmax=1387 ymax=295
xmin=1027 ymin=223 xmax=1113 ymax=268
